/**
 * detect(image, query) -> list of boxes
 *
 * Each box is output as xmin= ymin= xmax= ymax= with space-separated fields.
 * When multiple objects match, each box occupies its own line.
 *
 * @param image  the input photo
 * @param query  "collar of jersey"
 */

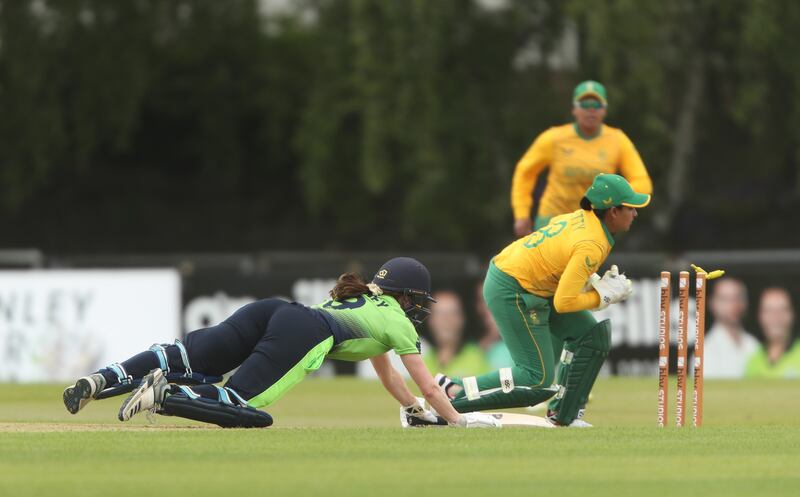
xmin=592 ymin=211 xmax=615 ymax=247
xmin=573 ymin=122 xmax=603 ymax=141
xmin=380 ymin=294 xmax=403 ymax=311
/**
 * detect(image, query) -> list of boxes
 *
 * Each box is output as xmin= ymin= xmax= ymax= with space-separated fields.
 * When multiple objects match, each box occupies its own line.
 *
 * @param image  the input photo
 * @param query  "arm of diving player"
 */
xmin=552 ymin=242 xmax=604 ymax=313
xmin=400 ymin=353 xmax=462 ymax=425
xmin=370 ymin=353 xmax=418 ymax=407
xmin=616 ymin=130 xmax=653 ymax=195
xmin=510 ymin=128 xmax=554 ymax=220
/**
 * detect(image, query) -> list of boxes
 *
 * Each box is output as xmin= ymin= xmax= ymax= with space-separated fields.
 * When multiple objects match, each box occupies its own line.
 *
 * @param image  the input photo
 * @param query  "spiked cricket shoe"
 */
xmin=118 ymin=369 xmax=168 ymax=422
xmin=63 ymin=373 xmax=106 ymax=414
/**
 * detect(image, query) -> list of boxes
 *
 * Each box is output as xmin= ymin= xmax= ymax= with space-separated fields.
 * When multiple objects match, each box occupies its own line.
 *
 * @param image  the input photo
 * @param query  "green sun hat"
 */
xmin=573 ymin=80 xmax=608 ymax=107
xmin=585 ymin=173 xmax=650 ymax=209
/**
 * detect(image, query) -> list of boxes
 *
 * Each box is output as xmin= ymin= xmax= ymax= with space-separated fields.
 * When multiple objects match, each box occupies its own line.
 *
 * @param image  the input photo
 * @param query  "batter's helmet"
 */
xmin=372 ymin=257 xmax=436 ymax=326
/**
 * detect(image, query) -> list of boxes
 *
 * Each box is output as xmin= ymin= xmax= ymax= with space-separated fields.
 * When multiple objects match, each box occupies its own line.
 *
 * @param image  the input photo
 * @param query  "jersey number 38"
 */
xmin=523 ymin=221 xmax=567 ymax=249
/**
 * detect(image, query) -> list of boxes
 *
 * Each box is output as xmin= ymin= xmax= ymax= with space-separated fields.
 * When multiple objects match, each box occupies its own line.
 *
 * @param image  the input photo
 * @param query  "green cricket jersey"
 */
xmin=423 ymin=342 xmax=491 ymax=377
xmin=744 ymin=341 xmax=800 ymax=379
xmin=314 ymin=294 xmax=421 ymax=361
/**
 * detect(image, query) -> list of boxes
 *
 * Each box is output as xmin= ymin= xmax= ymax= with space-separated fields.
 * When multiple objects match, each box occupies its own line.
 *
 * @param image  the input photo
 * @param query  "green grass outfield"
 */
xmin=1 ymin=377 xmax=799 ymax=497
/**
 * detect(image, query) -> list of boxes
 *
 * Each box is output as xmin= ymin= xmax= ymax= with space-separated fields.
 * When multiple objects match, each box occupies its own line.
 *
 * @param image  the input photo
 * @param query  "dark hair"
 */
xmin=580 ymin=196 xmax=610 ymax=220
xmin=329 ymin=273 xmax=370 ymax=300
xmin=329 ymin=272 xmax=404 ymax=302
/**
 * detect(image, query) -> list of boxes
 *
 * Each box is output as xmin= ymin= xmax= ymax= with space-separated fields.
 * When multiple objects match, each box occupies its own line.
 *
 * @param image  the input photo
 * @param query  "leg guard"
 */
xmin=548 ymin=319 xmax=611 ymax=425
xmin=96 ymin=339 xmax=223 ymax=400
xmin=450 ymin=367 xmax=560 ymax=412
xmin=451 ymin=386 xmax=559 ymax=413
xmin=107 ymin=363 xmax=133 ymax=386
xmin=159 ymin=393 xmax=273 ymax=428
xmin=149 ymin=338 xmax=194 ymax=378
xmin=96 ymin=372 xmax=224 ymax=400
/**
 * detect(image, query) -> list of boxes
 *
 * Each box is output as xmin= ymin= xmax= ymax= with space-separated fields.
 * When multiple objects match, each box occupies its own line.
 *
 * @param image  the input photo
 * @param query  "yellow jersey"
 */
xmin=493 ymin=208 xmax=614 ymax=313
xmin=511 ymin=123 xmax=652 ymax=220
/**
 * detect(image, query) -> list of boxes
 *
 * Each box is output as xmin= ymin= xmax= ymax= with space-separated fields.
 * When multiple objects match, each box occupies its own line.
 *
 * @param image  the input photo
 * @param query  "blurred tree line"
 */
xmin=0 ymin=0 xmax=798 ymax=254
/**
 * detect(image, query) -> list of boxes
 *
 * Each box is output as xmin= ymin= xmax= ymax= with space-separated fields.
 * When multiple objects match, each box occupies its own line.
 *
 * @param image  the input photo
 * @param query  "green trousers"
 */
xmin=450 ymin=262 xmax=597 ymax=412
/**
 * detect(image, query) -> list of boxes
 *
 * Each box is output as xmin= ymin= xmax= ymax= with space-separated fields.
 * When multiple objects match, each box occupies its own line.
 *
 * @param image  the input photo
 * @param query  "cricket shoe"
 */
xmin=547 ymin=409 xmax=593 ymax=428
xmin=567 ymin=409 xmax=593 ymax=428
xmin=63 ymin=373 xmax=107 ymax=414
xmin=118 ymin=369 xmax=169 ymax=422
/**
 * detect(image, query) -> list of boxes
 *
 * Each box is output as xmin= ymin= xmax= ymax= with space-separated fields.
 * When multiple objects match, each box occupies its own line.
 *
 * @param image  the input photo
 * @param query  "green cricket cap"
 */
xmin=573 ymin=80 xmax=608 ymax=106
xmin=585 ymin=173 xmax=650 ymax=209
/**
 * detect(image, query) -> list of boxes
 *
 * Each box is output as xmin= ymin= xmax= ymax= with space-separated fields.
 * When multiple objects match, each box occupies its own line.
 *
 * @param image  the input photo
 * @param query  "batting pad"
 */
xmin=96 ymin=372 xmax=223 ymax=400
xmin=159 ymin=393 xmax=273 ymax=428
xmin=549 ymin=319 xmax=611 ymax=425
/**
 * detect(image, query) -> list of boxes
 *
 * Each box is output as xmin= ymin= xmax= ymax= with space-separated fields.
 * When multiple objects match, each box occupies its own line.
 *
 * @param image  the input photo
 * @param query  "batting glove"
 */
xmin=400 ymin=397 xmax=441 ymax=428
xmin=453 ymin=412 xmax=502 ymax=428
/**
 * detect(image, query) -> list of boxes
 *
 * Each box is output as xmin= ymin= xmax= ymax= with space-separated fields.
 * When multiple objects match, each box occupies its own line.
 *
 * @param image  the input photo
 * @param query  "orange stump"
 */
xmin=693 ymin=272 xmax=707 ymax=427
xmin=675 ymin=271 xmax=690 ymax=427
xmin=657 ymin=272 xmax=671 ymax=427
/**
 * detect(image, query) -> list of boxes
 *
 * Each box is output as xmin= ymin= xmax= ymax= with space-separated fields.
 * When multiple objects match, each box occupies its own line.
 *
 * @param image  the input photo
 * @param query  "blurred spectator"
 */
xmin=423 ymin=290 xmax=490 ymax=377
xmin=745 ymin=288 xmax=800 ymax=378
xmin=475 ymin=280 xmax=513 ymax=369
xmin=704 ymin=278 xmax=759 ymax=378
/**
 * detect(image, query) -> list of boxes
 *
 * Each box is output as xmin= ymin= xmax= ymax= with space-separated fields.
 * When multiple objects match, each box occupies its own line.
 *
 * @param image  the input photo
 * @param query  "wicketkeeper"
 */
xmin=510 ymin=80 xmax=653 ymax=374
xmin=437 ymin=174 xmax=650 ymax=426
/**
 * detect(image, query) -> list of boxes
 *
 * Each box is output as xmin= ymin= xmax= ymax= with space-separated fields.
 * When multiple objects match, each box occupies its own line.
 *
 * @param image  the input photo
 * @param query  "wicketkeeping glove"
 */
xmin=590 ymin=265 xmax=633 ymax=310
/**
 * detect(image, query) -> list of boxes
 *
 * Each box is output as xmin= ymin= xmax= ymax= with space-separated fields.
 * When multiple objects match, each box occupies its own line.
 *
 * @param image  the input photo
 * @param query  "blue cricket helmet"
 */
xmin=372 ymin=257 xmax=436 ymax=326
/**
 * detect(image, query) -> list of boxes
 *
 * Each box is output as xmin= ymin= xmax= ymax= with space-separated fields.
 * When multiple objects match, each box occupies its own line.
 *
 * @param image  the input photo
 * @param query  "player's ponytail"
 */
xmin=329 ymin=273 xmax=371 ymax=300
xmin=329 ymin=272 xmax=402 ymax=302
xmin=580 ymin=195 xmax=610 ymax=220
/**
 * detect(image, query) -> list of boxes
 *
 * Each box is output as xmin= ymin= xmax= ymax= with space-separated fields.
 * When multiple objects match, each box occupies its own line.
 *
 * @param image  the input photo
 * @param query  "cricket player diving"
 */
xmin=435 ymin=174 xmax=650 ymax=427
xmin=62 ymin=257 xmax=500 ymax=429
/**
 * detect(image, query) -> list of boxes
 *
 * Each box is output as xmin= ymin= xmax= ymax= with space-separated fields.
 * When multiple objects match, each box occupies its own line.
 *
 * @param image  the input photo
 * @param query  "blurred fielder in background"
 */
xmin=511 ymin=80 xmax=652 ymax=237
xmin=437 ymin=174 xmax=650 ymax=426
